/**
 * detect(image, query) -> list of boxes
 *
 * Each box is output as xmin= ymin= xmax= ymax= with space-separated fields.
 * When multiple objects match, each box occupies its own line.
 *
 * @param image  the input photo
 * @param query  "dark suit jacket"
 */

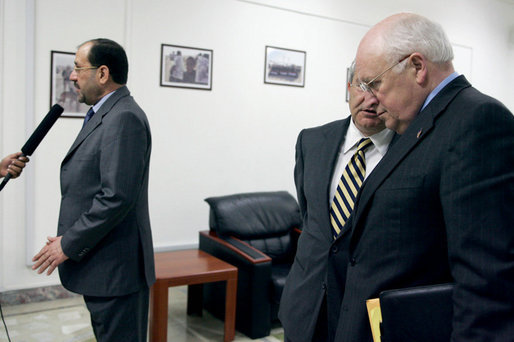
xmin=57 ymin=86 xmax=155 ymax=297
xmin=328 ymin=76 xmax=514 ymax=341
xmin=279 ymin=117 xmax=350 ymax=342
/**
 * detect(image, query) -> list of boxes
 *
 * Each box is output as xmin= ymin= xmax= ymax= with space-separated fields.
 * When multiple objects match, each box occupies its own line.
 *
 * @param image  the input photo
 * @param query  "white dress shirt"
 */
xmin=329 ymin=118 xmax=394 ymax=204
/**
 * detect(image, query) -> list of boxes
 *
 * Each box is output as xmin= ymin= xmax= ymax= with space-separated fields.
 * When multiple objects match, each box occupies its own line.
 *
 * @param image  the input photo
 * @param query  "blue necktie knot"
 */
xmin=83 ymin=107 xmax=95 ymax=127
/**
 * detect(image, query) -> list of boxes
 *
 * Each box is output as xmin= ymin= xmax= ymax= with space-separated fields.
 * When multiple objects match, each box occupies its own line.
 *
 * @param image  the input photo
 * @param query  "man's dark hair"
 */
xmin=85 ymin=38 xmax=128 ymax=84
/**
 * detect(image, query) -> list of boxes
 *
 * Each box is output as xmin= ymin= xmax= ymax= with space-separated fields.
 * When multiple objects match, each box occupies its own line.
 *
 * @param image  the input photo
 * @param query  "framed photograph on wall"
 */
xmin=346 ymin=67 xmax=351 ymax=102
xmin=264 ymin=46 xmax=306 ymax=87
xmin=50 ymin=50 xmax=89 ymax=118
xmin=160 ymin=44 xmax=213 ymax=90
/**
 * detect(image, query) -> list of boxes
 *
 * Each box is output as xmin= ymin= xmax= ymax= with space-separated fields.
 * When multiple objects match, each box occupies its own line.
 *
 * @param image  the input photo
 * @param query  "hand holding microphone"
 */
xmin=0 ymin=152 xmax=29 ymax=178
xmin=0 ymin=104 xmax=64 ymax=191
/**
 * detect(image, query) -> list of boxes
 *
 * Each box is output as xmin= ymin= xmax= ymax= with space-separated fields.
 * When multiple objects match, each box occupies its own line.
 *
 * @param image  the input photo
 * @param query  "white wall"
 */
xmin=1 ymin=0 xmax=513 ymax=291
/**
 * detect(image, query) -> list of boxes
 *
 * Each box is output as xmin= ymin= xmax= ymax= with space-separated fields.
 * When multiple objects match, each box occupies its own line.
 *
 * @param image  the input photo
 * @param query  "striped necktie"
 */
xmin=330 ymin=138 xmax=373 ymax=239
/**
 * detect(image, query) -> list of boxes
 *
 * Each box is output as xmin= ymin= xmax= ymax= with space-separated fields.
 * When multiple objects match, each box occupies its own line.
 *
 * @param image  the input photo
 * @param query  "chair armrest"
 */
xmin=199 ymin=230 xmax=273 ymax=338
xmin=199 ymin=230 xmax=271 ymax=264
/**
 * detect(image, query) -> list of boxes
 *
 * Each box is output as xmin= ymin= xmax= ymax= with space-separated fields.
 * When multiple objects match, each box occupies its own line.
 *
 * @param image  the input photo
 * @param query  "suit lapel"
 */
xmin=62 ymin=86 xmax=130 ymax=164
xmin=315 ymin=118 xmax=350 ymax=241
xmin=340 ymin=76 xmax=471 ymax=245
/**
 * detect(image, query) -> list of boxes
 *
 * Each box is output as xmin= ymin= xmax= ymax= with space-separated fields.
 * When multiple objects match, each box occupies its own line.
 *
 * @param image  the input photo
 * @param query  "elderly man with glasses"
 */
xmin=327 ymin=13 xmax=514 ymax=342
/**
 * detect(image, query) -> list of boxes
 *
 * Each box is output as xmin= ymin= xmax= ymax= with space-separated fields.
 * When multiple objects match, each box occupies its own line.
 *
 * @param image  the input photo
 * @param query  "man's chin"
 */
xmin=377 ymin=111 xmax=391 ymax=123
xmin=382 ymin=117 xmax=401 ymax=133
xmin=359 ymin=115 xmax=382 ymax=126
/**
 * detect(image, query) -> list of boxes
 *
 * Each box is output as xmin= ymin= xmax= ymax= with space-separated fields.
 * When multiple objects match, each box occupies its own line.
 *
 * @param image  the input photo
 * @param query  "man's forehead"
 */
xmin=355 ymin=33 xmax=387 ymax=75
xmin=355 ymin=54 xmax=386 ymax=79
xmin=74 ymin=44 xmax=91 ymax=63
xmin=74 ymin=53 xmax=85 ymax=65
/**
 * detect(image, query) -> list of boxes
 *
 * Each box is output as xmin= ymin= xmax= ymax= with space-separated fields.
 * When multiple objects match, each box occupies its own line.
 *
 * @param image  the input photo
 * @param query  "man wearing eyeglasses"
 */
xmin=32 ymin=38 xmax=155 ymax=342
xmin=327 ymin=13 xmax=514 ymax=342
xmin=279 ymin=61 xmax=395 ymax=342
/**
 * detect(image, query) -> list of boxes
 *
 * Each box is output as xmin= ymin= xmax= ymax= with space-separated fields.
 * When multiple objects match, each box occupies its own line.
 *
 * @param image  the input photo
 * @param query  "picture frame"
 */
xmin=346 ymin=67 xmax=351 ymax=102
xmin=50 ymin=50 xmax=89 ymax=118
xmin=264 ymin=46 xmax=306 ymax=87
xmin=160 ymin=44 xmax=213 ymax=90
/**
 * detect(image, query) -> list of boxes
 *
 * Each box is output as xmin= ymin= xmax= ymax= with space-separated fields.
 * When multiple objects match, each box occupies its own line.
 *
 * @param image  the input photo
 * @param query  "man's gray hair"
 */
xmin=381 ymin=14 xmax=454 ymax=71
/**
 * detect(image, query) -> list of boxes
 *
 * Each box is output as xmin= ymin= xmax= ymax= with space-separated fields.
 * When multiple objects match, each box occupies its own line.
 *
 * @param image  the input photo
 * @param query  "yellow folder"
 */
xmin=366 ymin=298 xmax=382 ymax=342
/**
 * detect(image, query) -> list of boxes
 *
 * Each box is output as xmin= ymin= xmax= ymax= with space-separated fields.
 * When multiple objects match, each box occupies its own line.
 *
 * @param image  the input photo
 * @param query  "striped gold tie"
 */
xmin=330 ymin=138 xmax=373 ymax=239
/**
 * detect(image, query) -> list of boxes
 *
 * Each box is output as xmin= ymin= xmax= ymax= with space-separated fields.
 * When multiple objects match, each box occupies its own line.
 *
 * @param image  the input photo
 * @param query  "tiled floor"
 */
xmin=0 ymin=286 xmax=284 ymax=342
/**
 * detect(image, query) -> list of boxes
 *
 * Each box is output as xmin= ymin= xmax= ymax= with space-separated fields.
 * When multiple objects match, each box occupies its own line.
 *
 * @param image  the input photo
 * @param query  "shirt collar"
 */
xmin=91 ymin=90 xmax=116 ymax=114
xmin=420 ymin=72 xmax=459 ymax=112
xmin=343 ymin=117 xmax=394 ymax=156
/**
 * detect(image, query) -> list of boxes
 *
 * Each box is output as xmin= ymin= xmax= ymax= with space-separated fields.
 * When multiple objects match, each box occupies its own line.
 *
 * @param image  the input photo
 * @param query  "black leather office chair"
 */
xmin=199 ymin=191 xmax=301 ymax=339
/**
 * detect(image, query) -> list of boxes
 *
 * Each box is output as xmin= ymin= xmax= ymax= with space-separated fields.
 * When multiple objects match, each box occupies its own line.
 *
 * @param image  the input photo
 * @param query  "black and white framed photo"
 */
xmin=264 ymin=46 xmax=306 ymax=87
xmin=160 ymin=44 xmax=213 ymax=90
xmin=50 ymin=50 xmax=89 ymax=118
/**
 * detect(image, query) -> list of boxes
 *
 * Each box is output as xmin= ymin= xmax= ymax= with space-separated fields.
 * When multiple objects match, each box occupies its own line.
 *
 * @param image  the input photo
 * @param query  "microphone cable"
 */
xmin=0 ymin=301 xmax=11 ymax=342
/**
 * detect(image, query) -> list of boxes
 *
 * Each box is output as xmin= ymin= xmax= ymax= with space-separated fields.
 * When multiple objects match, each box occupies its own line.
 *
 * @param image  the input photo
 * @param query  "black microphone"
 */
xmin=0 ymin=104 xmax=64 ymax=191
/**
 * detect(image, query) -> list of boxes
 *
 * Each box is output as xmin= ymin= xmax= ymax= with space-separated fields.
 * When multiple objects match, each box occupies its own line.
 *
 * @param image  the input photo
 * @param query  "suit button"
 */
xmin=350 ymin=257 xmax=356 ymax=266
xmin=331 ymin=246 xmax=338 ymax=254
xmin=322 ymin=283 xmax=327 ymax=290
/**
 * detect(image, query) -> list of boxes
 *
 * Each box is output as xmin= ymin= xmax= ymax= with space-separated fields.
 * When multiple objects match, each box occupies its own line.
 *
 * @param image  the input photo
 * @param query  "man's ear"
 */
xmin=409 ymin=53 xmax=428 ymax=85
xmin=97 ymin=65 xmax=110 ymax=85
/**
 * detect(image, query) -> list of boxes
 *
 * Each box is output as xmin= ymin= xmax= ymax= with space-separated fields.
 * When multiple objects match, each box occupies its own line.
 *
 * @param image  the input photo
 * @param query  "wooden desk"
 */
xmin=149 ymin=249 xmax=238 ymax=342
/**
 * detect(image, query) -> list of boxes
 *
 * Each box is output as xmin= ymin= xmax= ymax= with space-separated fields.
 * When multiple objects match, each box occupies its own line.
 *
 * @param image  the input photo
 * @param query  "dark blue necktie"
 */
xmin=83 ymin=107 xmax=95 ymax=128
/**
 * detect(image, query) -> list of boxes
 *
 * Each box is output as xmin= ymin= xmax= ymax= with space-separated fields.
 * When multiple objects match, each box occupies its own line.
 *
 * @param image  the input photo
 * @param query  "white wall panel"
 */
xmin=1 ymin=0 xmax=513 ymax=290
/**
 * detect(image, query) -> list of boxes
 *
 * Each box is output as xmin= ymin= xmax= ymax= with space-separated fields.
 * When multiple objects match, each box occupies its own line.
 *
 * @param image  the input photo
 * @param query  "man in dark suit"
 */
xmin=279 ymin=61 xmax=394 ymax=341
xmin=0 ymin=152 xmax=28 ymax=178
xmin=32 ymin=38 xmax=155 ymax=342
xmin=328 ymin=13 xmax=514 ymax=341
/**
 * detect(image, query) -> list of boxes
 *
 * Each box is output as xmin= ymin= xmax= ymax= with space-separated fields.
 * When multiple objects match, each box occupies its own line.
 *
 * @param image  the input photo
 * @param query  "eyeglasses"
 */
xmin=354 ymin=54 xmax=412 ymax=95
xmin=73 ymin=66 xmax=98 ymax=73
